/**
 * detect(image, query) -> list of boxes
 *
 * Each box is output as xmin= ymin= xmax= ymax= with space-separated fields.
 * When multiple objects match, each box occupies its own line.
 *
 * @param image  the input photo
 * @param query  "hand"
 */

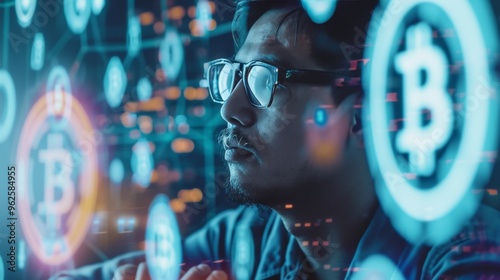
xmin=180 ymin=264 xmax=228 ymax=280
xmin=112 ymin=262 xmax=227 ymax=280
xmin=112 ymin=262 xmax=150 ymax=280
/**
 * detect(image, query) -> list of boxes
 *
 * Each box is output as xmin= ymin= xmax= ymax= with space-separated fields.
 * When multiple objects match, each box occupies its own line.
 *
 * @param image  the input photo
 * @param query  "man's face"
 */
xmin=220 ymin=8 xmax=354 ymax=207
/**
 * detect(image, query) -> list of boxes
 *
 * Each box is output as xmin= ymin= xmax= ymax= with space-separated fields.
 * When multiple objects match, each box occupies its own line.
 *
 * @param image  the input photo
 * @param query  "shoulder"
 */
xmin=423 ymin=205 xmax=500 ymax=279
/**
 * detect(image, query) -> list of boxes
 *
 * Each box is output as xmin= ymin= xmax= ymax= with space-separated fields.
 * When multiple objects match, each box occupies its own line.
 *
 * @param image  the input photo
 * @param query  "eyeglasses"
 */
xmin=204 ymin=58 xmax=353 ymax=108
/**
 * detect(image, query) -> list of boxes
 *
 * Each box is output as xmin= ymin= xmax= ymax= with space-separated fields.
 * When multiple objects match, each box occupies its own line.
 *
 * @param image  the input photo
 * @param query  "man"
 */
xmin=54 ymin=0 xmax=500 ymax=279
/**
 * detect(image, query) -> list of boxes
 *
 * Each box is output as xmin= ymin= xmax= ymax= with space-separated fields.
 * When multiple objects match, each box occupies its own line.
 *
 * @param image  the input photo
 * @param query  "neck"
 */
xmin=272 ymin=170 xmax=377 ymax=279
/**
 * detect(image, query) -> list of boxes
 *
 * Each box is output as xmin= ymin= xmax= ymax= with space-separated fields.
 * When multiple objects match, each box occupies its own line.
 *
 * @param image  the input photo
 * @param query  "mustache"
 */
xmin=217 ymin=128 xmax=254 ymax=151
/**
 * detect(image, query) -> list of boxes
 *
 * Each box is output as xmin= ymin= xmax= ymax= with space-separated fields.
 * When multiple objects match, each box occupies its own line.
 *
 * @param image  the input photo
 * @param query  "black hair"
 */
xmin=231 ymin=0 xmax=378 ymax=71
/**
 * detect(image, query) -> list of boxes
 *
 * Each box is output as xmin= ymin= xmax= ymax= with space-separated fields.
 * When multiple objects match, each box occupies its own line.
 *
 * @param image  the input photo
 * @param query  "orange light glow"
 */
xmin=171 ymin=138 xmax=195 ymax=153
xmin=140 ymin=12 xmax=155 ymax=25
xmin=168 ymin=6 xmax=185 ymax=20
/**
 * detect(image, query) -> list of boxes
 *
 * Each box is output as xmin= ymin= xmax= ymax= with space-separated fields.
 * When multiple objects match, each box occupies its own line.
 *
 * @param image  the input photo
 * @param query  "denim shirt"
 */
xmin=52 ymin=205 xmax=500 ymax=280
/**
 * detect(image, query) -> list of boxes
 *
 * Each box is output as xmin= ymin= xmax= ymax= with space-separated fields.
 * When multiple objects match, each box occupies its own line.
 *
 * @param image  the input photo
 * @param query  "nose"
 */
xmin=220 ymin=80 xmax=257 ymax=127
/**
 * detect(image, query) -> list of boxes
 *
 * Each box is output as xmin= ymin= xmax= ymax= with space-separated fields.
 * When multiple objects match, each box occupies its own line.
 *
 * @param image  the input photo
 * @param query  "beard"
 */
xmin=223 ymin=167 xmax=270 ymax=210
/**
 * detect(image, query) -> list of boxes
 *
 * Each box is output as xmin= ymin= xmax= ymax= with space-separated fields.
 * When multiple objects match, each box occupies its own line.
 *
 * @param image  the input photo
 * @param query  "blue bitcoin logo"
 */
xmin=395 ymin=23 xmax=453 ymax=176
xmin=15 ymin=0 xmax=37 ymax=27
xmin=64 ymin=0 xmax=92 ymax=34
xmin=363 ymin=0 xmax=499 ymax=245
xmin=31 ymin=33 xmax=45 ymax=71
xmin=104 ymin=57 xmax=127 ymax=108
xmin=146 ymin=194 xmax=182 ymax=280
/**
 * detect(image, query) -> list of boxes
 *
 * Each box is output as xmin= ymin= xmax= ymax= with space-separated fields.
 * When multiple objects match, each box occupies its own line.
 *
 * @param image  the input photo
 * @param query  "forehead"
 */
xmin=235 ymin=8 xmax=319 ymax=70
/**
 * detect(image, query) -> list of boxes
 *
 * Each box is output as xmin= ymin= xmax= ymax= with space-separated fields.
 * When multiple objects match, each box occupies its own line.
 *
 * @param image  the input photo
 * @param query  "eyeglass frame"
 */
xmin=203 ymin=58 xmax=356 ymax=109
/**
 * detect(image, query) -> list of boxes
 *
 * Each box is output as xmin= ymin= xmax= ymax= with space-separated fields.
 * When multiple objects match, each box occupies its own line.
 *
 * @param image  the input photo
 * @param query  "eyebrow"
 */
xmin=232 ymin=53 xmax=293 ymax=69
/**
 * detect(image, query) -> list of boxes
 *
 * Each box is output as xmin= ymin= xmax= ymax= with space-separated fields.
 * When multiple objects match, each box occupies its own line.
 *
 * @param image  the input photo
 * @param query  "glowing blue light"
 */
xmin=131 ymin=139 xmax=154 ymax=188
xmin=64 ymin=0 xmax=92 ymax=34
xmin=351 ymin=255 xmax=404 ymax=280
xmin=128 ymin=217 xmax=136 ymax=231
xmin=18 ymin=240 xmax=26 ymax=270
xmin=109 ymin=158 xmax=124 ymax=185
xmin=160 ymin=28 xmax=184 ymax=81
xmin=196 ymin=0 xmax=212 ymax=35
xmin=314 ymin=108 xmax=327 ymax=127
xmin=117 ymin=217 xmax=125 ymax=232
xmin=146 ymin=194 xmax=182 ymax=280
xmin=15 ymin=0 xmax=37 ymax=27
xmin=30 ymin=33 xmax=45 ymax=71
xmin=46 ymin=66 xmax=73 ymax=130
xmin=137 ymin=77 xmax=153 ymax=101
xmin=104 ymin=57 xmax=127 ymax=108
xmin=0 ymin=70 xmax=16 ymax=143
xmin=301 ymin=0 xmax=337 ymax=24
xmin=175 ymin=114 xmax=186 ymax=124
xmin=232 ymin=225 xmax=255 ymax=280
xmin=0 ymin=255 xmax=4 ymax=280
xmin=128 ymin=16 xmax=141 ymax=57
xmin=395 ymin=23 xmax=453 ymax=176
xmin=92 ymin=0 xmax=105 ymax=14
xmin=363 ymin=0 xmax=499 ymax=245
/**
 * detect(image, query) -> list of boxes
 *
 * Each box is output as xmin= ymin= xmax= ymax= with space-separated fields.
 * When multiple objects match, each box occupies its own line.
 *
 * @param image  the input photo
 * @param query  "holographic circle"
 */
xmin=0 ymin=70 xmax=16 ymax=143
xmin=196 ymin=0 xmax=212 ymax=35
xmin=46 ymin=66 xmax=73 ymax=130
xmin=64 ymin=0 xmax=92 ymax=34
xmin=145 ymin=194 xmax=182 ymax=280
xmin=137 ymin=77 xmax=152 ymax=101
xmin=15 ymin=0 xmax=37 ymax=27
xmin=127 ymin=16 xmax=141 ymax=57
xmin=16 ymin=96 xmax=98 ymax=265
xmin=232 ymin=225 xmax=255 ymax=280
xmin=92 ymin=0 xmax=105 ymax=14
xmin=301 ymin=0 xmax=337 ymax=24
xmin=351 ymin=255 xmax=404 ymax=280
xmin=30 ymin=33 xmax=45 ymax=71
xmin=109 ymin=158 xmax=124 ymax=185
xmin=363 ymin=0 xmax=499 ymax=244
xmin=104 ymin=57 xmax=127 ymax=108
xmin=160 ymin=28 xmax=184 ymax=81
xmin=131 ymin=139 xmax=154 ymax=188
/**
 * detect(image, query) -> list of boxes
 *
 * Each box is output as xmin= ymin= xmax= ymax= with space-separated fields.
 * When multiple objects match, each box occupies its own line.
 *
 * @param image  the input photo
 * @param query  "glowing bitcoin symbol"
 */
xmin=146 ymin=194 xmax=182 ymax=280
xmin=154 ymin=224 xmax=175 ymax=275
xmin=395 ymin=23 xmax=453 ymax=176
xmin=31 ymin=33 xmax=45 ymax=71
xmin=38 ymin=134 xmax=75 ymax=232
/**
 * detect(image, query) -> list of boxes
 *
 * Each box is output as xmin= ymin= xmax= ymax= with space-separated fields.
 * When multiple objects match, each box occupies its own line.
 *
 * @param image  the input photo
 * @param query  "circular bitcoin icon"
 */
xmin=301 ymin=0 xmax=337 ymax=24
xmin=145 ymin=194 xmax=182 ymax=280
xmin=64 ymin=0 xmax=92 ymax=34
xmin=46 ymin=66 xmax=73 ymax=130
xmin=31 ymin=33 xmax=45 ymax=71
xmin=0 ymin=70 xmax=16 ymax=143
xmin=16 ymin=96 xmax=98 ymax=265
xmin=232 ymin=224 xmax=255 ymax=280
xmin=104 ymin=57 xmax=127 ymax=108
xmin=131 ymin=139 xmax=154 ymax=188
xmin=15 ymin=0 xmax=37 ymax=27
xmin=160 ymin=28 xmax=184 ymax=81
xmin=363 ymin=0 xmax=499 ymax=244
xmin=351 ymin=255 xmax=404 ymax=280
xmin=109 ymin=158 xmax=125 ymax=185
xmin=137 ymin=77 xmax=152 ymax=101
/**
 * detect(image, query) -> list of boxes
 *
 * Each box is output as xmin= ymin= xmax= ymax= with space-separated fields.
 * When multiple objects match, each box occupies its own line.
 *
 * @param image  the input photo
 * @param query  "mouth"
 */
xmin=222 ymin=135 xmax=258 ymax=163
xmin=224 ymin=146 xmax=256 ymax=163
